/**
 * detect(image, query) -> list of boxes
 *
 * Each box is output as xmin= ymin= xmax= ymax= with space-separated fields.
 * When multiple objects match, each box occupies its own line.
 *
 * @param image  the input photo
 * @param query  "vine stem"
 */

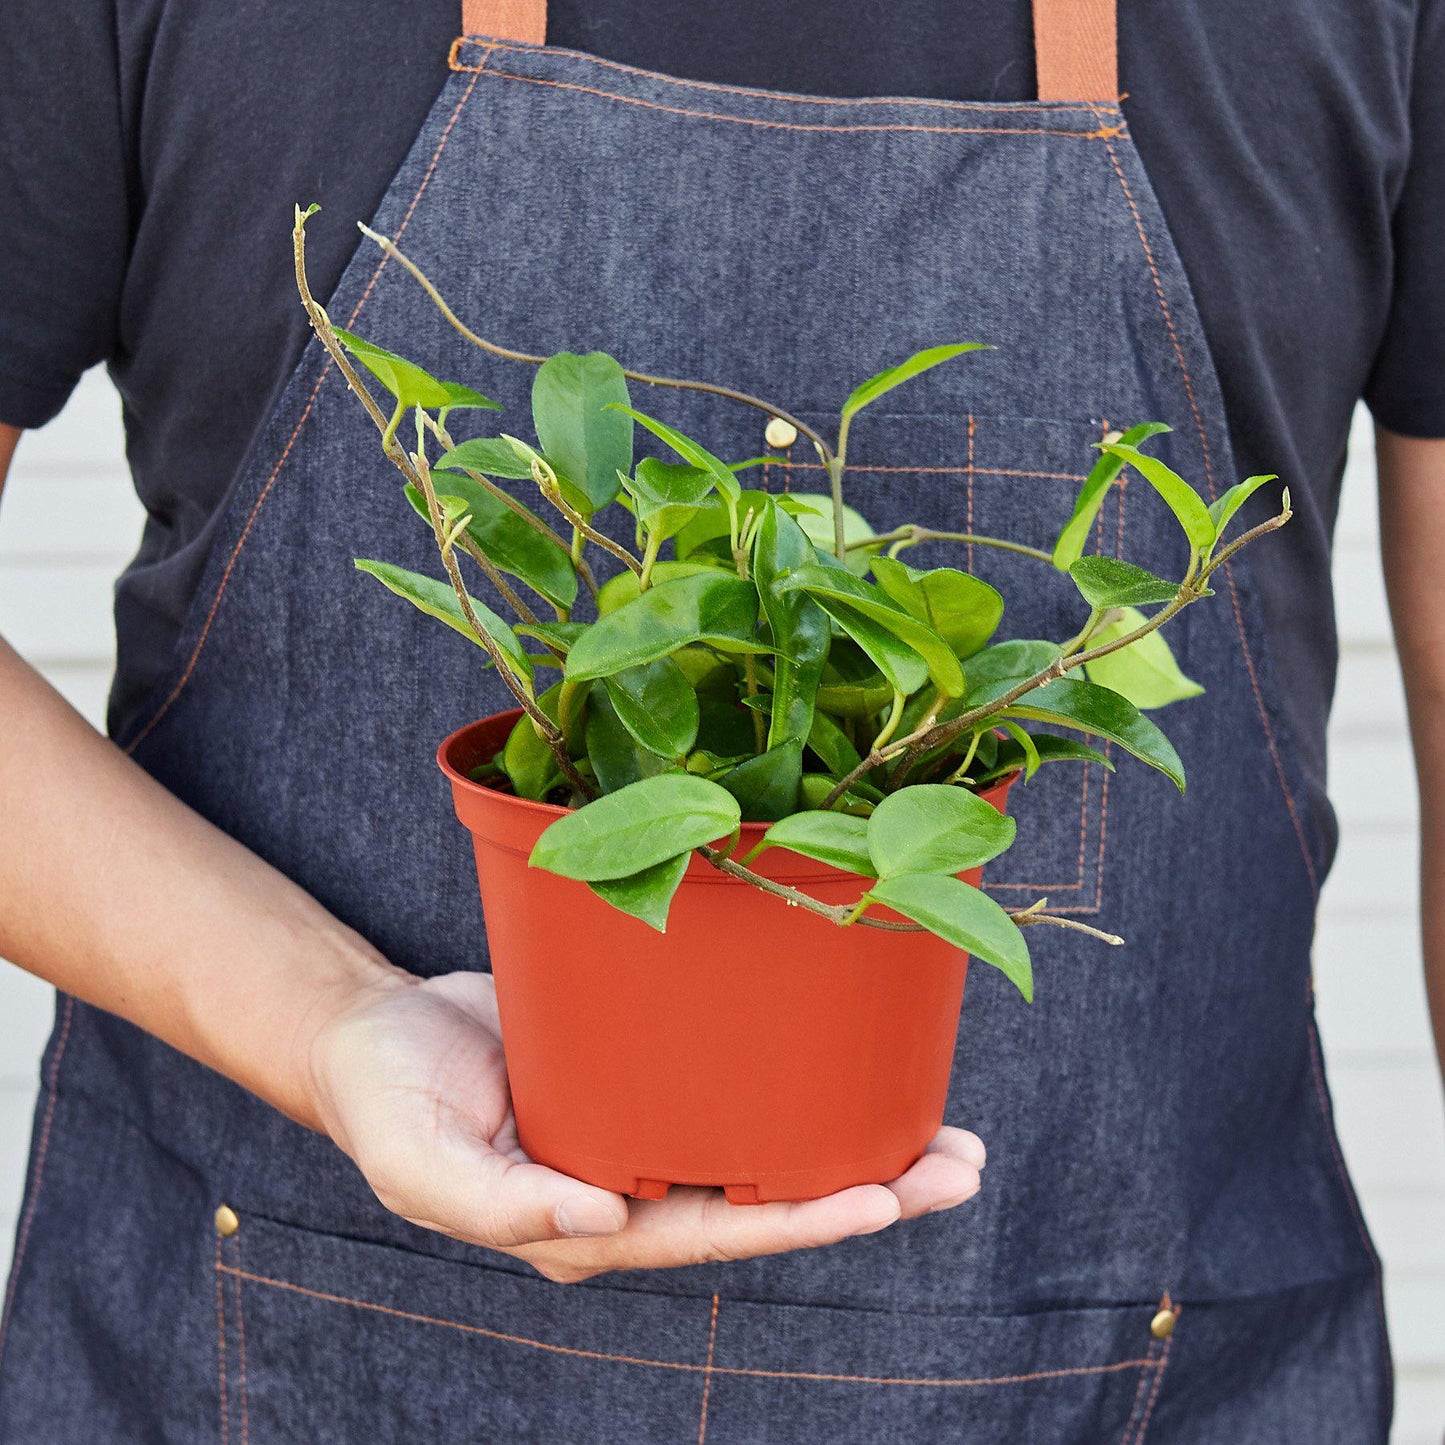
xmin=528 ymin=455 xmax=644 ymax=576
xmin=857 ymin=525 xmax=1054 ymax=565
xmin=357 ymin=222 xmax=839 ymax=487
xmin=292 ymin=206 xmax=592 ymax=799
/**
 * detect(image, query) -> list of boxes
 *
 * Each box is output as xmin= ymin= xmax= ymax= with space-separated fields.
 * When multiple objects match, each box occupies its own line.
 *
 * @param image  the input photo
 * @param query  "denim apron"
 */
xmin=0 ymin=1 xmax=1394 ymax=1439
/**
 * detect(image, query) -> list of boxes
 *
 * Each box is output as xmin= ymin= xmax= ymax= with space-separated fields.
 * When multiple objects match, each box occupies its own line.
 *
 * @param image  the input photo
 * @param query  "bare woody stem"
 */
xmin=358 ymin=223 xmax=839 ymax=491
xmin=527 ymin=458 xmax=644 ymax=576
xmin=292 ymin=207 xmax=593 ymax=798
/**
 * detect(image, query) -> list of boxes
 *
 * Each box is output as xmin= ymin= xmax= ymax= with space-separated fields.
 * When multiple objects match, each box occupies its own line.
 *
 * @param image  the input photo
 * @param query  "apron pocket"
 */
xmin=217 ymin=1208 xmax=1172 ymax=1444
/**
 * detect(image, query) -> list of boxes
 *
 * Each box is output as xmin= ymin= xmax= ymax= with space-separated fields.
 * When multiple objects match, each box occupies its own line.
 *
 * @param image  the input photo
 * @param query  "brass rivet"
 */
xmin=214 ymin=1204 xmax=240 ymax=1238
xmin=765 ymin=416 xmax=798 ymax=449
xmin=1149 ymin=1307 xmax=1177 ymax=1340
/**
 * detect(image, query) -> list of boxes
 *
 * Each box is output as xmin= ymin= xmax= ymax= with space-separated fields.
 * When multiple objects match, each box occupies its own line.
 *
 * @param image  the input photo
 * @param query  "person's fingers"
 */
xmin=931 ymin=1126 xmax=986 ymax=1171
xmin=883 ymin=1127 xmax=986 ymax=1219
xmin=367 ymin=1115 xmax=629 ymax=1249
xmin=514 ymin=1182 xmax=902 ymax=1282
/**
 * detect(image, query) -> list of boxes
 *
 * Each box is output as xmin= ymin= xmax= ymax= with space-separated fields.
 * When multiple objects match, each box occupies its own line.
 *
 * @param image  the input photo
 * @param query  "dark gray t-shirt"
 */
xmin=2 ymin=0 xmax=1443 ymax=829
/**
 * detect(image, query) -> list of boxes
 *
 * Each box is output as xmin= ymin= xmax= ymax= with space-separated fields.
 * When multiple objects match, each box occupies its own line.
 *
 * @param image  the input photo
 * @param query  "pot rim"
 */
xmin=438 ymin=709 xmax=1018 ymax=838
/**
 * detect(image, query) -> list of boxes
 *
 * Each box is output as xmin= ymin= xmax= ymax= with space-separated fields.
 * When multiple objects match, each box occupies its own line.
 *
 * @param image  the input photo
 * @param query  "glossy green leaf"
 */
xmin=799 ymin=774 xmax=876 ymax=815
xmin=963 ymin=640 xmax=1062 ymax=699
xmin=532 ymin=352 xmax=633 ymax=513
xmin=602 ymin=657 xmax=700 ymax=758
xmin=501 ymin=683 xmax=566 ymax=801
xmin=434 ymin=436 xmax=538 ymax=481
xmin=1101 ymin=442 xmax=1215 ymax=551
xmin=867 ymin=783 xmax=1016 ymax=877
xmin=870 ymin=556 xmax=1004 ymax=658
xmin=719 ymin=740 xmax=804 ymax=821
xmin=1052 ymin=422 xmax=1172 ymax=570
xmin=866 ymin=873 xmax=1032 ymax=1000
xmin=333 ymin=329 xmax=453 ymax=410
xmin=781 ymin=565 xmax=964 ymax=696
xmin=1207 ymin=473 xmax=1279 ymax=542
xmin=754 ymin=502 xmax=830 ymax=752
xmin=438 ymin=382 xmax=502 ymax=414
xmin=752 ymin=811 xmax=874 ymax=875
xmin=971 ymin=675 xmax=1185 ymax=789
xmin=596 ymin=560 xmax=724 ymax=616
xmin=566 ymin=571 xmax=769 ymax=681
xmin=354 ymin=560 xmax=532 ymax=684
xmin=789 ymin=493 xmax=880 ymax=576
xmin=588 ymin=852 xmax=690 ymax=932
xmin=998 ymin=719 xmax=1041 ymax=780
xmin=516 ymin=619 xmax=587 ymax=653
xmin=611 ymin=405 xmax=741 ymax=504
xmin=584 ymin=683 xmax=668 ymax=792
xmin=531 ymin=774 xmax=740 ymax=880
xmin=403 ymin=479 xmax=577 ymax=609
xmin=623 ymin=458 xmax=716 ymax=540
xmin=805 ymin=708 xmax=864 ymax=779
xmin=1067 ymin=556 xmax=1178 ymax=610
xmin=1081 ymin=609 xmax=1204 ymax=709
xmin=841 ymin=345 xmax=989 ymax=424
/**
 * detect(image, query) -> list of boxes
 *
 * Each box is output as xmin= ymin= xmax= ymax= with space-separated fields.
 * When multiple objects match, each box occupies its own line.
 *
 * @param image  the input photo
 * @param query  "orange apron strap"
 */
xmin=461 ymin=0 xmax=546 ymax=43
xmin=1032 ymin=0 xmax=1119 ymax=101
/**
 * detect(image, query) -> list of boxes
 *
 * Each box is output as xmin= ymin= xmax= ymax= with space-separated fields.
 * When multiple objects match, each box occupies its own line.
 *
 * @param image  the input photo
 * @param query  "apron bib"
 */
xmin=0 ymin=2 xmax=1393 ymax=1438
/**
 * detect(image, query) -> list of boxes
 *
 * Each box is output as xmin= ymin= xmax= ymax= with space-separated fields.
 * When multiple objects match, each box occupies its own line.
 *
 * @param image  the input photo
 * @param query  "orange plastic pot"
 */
xmin=439 ymin=710 xmax=1015 ymax=1204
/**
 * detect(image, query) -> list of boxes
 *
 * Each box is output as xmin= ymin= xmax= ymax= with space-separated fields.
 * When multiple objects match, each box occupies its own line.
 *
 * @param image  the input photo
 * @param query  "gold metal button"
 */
xmin=214 ymin=1204 xmax=240 ymax=1238
xmin=1149 ymin=1307 xmax=1177 ymax=1340
xmin=764 ymin=416 xmax=798 ymax=449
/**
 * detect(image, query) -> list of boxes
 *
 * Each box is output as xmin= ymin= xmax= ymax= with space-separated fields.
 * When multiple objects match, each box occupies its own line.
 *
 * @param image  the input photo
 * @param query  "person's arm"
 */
xmin=1376 ymin=425 xmax=1445 ymax=1083
xmin=0 ymin=421 xmax=984 ymax=1281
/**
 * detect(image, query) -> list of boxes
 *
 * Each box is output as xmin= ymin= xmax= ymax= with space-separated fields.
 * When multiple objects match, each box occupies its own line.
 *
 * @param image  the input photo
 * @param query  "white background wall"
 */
xmin=1 ymin=373 xmax=1442 ymax=1437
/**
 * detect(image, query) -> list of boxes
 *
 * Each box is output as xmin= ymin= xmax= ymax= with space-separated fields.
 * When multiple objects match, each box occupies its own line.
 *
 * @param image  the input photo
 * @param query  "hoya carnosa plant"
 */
xmin=293 ymin=206 xmax=1289 ymax=1004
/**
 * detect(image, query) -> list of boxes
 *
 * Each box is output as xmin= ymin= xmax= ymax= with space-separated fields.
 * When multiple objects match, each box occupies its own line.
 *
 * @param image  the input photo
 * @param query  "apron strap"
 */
xmin=458 ymin=0 xmax=1118 ymax=103
xmin=1033 ymin=0 xmax=1119 ymax=102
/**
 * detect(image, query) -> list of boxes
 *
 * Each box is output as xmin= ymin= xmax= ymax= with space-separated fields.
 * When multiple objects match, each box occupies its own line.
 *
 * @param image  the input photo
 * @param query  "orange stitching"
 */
xmin=771 ymin=458 xmax=1087 ymax=481
xmin=455 ymin=65 xmax=1123 ymax=140
xmin=1119 ymin=1339 xmax=1155 ymax=1444
xmin=214 ymin=1236 xmax=230 ymax=1445
xmin=0 ymin=994 xmax=74 ymax=1366
xmin=697 ymin=1293 xmax=720 ymax=1444
xmin=965 ymin=412 xmax=976 ymax=573
xmin=123 ymin=66 xmax=487 ymax=754
xmin=232 ymin=1237 xmax=251 ymax=1445
xmin=218 ymin=1264 xmax=1157 ymax=1388
xmin=449 ymin=38 xmax=1122 ymax=117
xmin=1127 ymin=1321 xmax=1175 ymax=1444
xmin=1090 ymin=117 xmax=1318 ymax=897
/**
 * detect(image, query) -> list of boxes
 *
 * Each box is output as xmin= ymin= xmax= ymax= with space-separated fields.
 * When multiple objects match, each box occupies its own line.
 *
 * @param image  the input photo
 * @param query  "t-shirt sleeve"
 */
xmin=1366 ymin=0 xmax=1445 ymax=437
xmin=0 ymin=2 xmax=129 ymax=430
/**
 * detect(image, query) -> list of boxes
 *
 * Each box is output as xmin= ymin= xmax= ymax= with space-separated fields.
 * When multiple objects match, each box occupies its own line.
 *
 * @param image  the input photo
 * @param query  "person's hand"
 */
xmin=306 ymin=969 xmax=986 ymax=1283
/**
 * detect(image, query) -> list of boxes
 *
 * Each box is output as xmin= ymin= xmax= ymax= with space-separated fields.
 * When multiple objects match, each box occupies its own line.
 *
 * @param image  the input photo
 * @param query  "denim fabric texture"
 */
xmin=0 ymin=30 xmax=1392 ymax=1443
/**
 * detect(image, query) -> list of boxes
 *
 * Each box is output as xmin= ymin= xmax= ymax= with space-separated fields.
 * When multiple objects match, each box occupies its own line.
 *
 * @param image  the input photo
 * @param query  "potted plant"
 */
xmin=292 ymin=206 xmax=1289 ymax=1204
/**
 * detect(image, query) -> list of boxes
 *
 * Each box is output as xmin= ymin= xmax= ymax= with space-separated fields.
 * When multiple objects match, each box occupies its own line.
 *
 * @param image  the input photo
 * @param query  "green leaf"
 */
xmin=611 ymin=406 xmax=741 ymax=504
xmin=501 ymin=684 xmax=566 ymax=801
xmin=596 ymin=560 xmax=724 ymax=616
xmin=532 ymin=352 xmax=633 ymax=513
xmin=799 ymin=774 xmax=876 ymax=815
xmin=752 ymin=811 xmax=874 ymax=875
xmin=584 ymin=683 xmax=667 ymax=792
xmin=841 ymin=345 xmax=989 ymax=424
xmin=1052 ymin=422 xmax=1172 ymax=571
xmin=972 ymin=675 xmax=1185 ymax=789
xmin=789 ymin=494 xmax=881 ymax=576
xmin=870 ymin=556 xmax=1004 ymax=658
xmin=1068 ymin=556 xmax=1178 ymax=611
xmin=999 ymin=719 xmax=1041 ymax=780
xmin=404 ymin=480 xmax=577 ymax=609
xmin=780 ymin=565 xmax=964 ymax=696
xmin=566 ymin=572 xmax=769 ymax=681
xmin=588 ymin=852 xmax=690 ymax=932
xmin=963 ymin=640 xmax=1062 ymax=699
xmin=531 ymin=774 xmax=740 ymax=880
xmin=438 ymin=382 xmax=502 ymax=414
xmin=805 ymin=708 xmax=864 ymax=779
xmin=623 ymin=458 xmax=716 ymax=541
xmin=1081 ymin=609 xmax=1204 ymax=710
xmin=354 ymin=560 xmax=532 ymax=684
xmin=866 ymin=873 xmax=1032 ymax=1000
xmin=867 ymin=784 xmax=1016 ymax=877
xmin=717 ymin=740 xmax=803 ymax=821
xmin=516 ymin=619 xmax=587 ymax=653
xmin=754 ymin=502 xmax=830 ymax=752
xmin=602 ymin=657 xmax=700 ymax=758
xmin=1208 ymin=474 xmax=1278 ymax=543
xmin=1101 ymin=442 xmax=1215 ymax=552
xmin=973 ymin=731 xmax=1114 ymax=785
xmin=333 ymin=329 xmax=453 ymax=410
xmin=434 ymin=436 xmax=539 ymax=481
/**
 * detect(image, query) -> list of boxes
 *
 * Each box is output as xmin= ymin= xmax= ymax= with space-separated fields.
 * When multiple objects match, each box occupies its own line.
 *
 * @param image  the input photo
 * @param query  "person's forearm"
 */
xmin=1376 ymin=425 xmax=1445 ymax=1082
xmin=0 ymin=636 xmax=411 ymax=1127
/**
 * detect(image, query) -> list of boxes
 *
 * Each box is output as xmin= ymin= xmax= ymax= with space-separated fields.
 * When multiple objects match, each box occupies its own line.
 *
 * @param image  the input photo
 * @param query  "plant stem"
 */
xmin=528 ymin=457 xmax=643 ymax=576
xmin=870 ymin=691 xmax=906 ymax=752
xmin=455 ymin=533 xmax=540 ymax=628
xmin=742 ymin=657 xmax=767 ymax=752
xmin=946 ymin=728 xmax=984 ymax=784
xmin=359 ymin=222 xmax=839 ymax=484
xmin=860 ymin=525 xmax=1054 ymax=565
xmin=638 ymin=530 xmax=662 ymax=591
